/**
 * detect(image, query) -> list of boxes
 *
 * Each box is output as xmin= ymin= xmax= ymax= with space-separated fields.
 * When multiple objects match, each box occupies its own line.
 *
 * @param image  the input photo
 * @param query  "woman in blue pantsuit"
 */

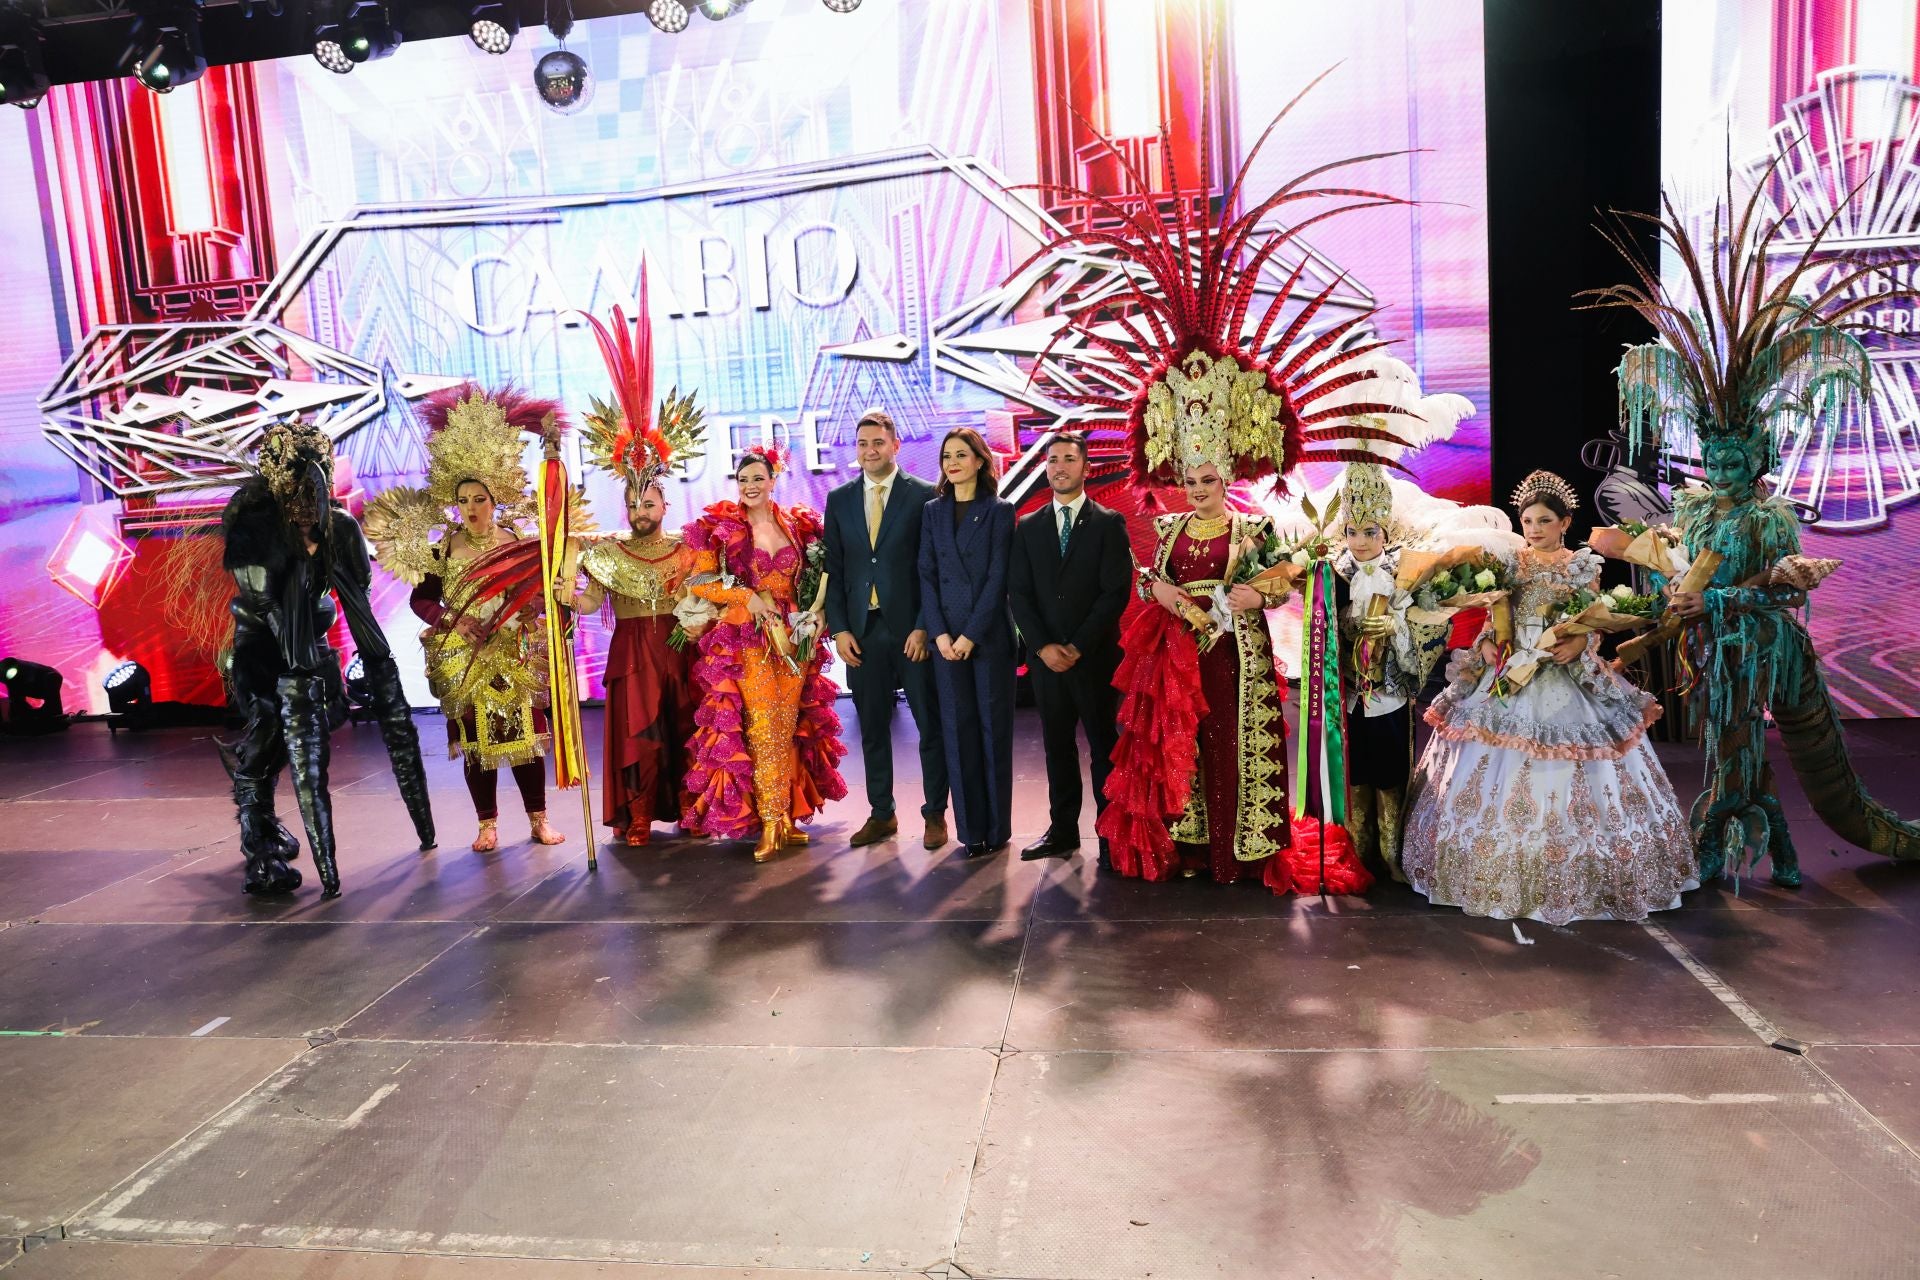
xmin=918 ymin=427 xmax=1017 ymax=858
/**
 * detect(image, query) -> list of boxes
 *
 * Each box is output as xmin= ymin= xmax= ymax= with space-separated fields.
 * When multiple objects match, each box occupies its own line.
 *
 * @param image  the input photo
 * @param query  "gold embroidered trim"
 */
xmin=1151 ymin=514 xmax=1289 ymax=860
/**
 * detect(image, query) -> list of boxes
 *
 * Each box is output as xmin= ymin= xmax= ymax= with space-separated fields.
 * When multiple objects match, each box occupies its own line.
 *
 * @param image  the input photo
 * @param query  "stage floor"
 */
xmin=2 ymin=707 xmax=1918 ymax=1279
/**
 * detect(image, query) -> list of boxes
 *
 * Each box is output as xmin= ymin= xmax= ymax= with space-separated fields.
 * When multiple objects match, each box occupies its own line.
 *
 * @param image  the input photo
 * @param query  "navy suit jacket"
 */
xmin=822 ymin=469 xmax=937 ymax=643
xmin=918 ymin=494 xmax=1015 ymax=649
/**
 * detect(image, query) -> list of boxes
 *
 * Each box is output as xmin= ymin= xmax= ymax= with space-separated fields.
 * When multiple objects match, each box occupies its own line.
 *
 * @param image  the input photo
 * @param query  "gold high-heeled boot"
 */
xmin=753 ymin=817 xmax=783 ymax=862
xmin=783 ymin=819 xmax=810 ymax=847
xmin=1377 ymin=784 xmax=1408 ymax=883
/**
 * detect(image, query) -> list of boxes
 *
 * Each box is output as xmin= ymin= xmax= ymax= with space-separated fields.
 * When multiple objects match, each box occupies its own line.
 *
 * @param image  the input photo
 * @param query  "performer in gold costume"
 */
xmin=367 ymin=385 xmax=570 ymax=853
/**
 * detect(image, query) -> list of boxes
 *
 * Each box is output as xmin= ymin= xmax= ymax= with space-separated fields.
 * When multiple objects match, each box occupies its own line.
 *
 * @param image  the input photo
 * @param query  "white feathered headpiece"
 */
xmin=1301 ymin=352 xmax=1480 ymax=538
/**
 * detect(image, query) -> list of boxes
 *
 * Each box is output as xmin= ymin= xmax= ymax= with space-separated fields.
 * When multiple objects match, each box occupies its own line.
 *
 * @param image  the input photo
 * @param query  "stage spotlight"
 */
xmin=104 ymin=660 xmax=153 ymax=717
xmin=696 ymin=0 xmax=745 ymax=19
xmin=128 ymin=1 xmax=208 ymax=95
xmin=469 ymin=2 xmax=517 ymax=54
xmin=647 ymin=0 xmax=690 ymax=34
xmin=0 ymin=657 xmax=69 ymax=735
xmin=821 ymin=0 xmax=860 ymax=12
xmin=0 ymin=15 xmax=50 ymax=109
xmin=342 ymin=654 xmax=379 ymax=723
xmin=314 ymin=1 xmax=401 ymax=74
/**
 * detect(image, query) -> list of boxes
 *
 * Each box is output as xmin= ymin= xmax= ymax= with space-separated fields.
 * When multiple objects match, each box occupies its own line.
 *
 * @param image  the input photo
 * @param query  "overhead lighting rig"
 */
xmin=0 ymin=5 xmax=49 ymax=108
xmin=125 ymin=0 xmax=207 ymax=94
xmin=313 ymin=0 xmax=403 ymax=75
xmin=469 ymin=1 xmax=518 ymax=55
xmin=646 ymin=0 xmax=689 ymax=34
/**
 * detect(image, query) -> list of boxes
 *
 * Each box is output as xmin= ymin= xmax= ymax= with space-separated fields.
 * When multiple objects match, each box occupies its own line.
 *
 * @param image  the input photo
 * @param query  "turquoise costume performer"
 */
xmin=1584 ymin=167 xmax=1920 ymax=885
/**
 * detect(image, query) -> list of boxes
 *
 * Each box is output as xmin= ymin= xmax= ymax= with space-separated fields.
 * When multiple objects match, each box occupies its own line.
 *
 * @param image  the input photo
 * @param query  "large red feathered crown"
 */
xmin=1019 ymin=66 xmax=1417 ymax=488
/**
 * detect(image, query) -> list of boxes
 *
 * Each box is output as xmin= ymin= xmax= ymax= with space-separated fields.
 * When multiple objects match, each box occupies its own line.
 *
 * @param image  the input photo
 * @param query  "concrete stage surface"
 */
xmin=2 ymin=706 xmax=1918 ymax=1280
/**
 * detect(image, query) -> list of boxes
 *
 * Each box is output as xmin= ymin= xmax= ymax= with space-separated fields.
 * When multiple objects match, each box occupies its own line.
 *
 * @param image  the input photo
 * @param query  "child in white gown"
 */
xmin=1401 ymin=472 xmax=1698 ymax=923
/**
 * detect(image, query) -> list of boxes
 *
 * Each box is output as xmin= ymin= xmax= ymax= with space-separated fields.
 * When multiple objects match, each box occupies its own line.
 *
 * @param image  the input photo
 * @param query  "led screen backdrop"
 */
xmin=0 ymin=0 xmax=1490 ymax=712
xmin=1662 ymin=0 xmax=1920 ymax=716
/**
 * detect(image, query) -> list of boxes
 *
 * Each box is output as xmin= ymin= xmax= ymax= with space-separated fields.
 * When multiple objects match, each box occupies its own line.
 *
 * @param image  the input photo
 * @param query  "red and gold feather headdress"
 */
xmin=578 ymin=267 xmax=706 ymax=493
xmin=1019 ymin=66 xmax=1417 ymax=488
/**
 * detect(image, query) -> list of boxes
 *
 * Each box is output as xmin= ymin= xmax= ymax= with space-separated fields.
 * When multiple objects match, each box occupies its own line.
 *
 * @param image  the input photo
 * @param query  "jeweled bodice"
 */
xmin=1512 ymin=546 xmax=1601 ymax=631
xmin=1169 ymin=525 xmax=1231 ymax=585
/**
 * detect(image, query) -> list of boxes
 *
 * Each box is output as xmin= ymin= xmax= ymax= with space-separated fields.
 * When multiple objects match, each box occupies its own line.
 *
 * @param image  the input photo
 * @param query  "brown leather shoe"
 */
xmin=923 ymin=816 xmax=949 ymax=850
xmin=849 ymin=815 xmax=898 ymax=847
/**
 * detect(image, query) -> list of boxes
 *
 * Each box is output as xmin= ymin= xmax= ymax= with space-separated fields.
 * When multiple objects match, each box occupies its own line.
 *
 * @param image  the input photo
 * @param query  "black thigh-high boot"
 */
xmin=219 ymin=690 xmax=302 ymax=895
xmin=364 ymin=655 xmax=436 ymax=851
xmin=279 ymin=672 xmax=341 ymax=897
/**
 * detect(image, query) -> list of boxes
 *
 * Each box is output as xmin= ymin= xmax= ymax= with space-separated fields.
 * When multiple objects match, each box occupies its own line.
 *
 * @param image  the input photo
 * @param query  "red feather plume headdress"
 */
xmin=578 ymin=266 xmax=706 ymax=493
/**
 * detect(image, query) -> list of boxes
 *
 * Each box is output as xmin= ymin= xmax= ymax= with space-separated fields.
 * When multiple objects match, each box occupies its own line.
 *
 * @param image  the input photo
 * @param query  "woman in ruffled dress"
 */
xmin=681 ymin=445 xmax=847 ymax=859
xmin=1401 ymin=470 xmax=1697 ymax=922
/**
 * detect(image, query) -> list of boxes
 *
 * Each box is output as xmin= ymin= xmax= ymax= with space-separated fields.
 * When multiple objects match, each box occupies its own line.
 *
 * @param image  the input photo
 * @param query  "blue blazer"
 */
xmin=918 ymin=494 xmax=1015 ymax=648
xmin=822 ymin=470 xmax=937 ymax=643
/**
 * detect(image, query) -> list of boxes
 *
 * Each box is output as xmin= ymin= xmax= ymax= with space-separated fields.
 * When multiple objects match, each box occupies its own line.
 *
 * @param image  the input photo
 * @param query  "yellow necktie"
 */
xmin=867 ymin=483 xmax=887 ymax=608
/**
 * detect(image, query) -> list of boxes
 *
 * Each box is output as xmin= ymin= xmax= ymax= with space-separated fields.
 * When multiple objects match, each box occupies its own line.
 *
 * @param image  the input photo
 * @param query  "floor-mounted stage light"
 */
xmin=469 ymin=2 xmax=518 ymax=54
xmin=104 ymin=660 xmax=153 ymax=717
xmin=821 ymin=0 xmax=861 ymax=12
xmin=0 ymin=657 xmax=69 ymax=735
xmin=314 ymin=0 xmax=401 ymax=75
xmin=696 ymin=0 xmax=746 ymax=18
xmin=127 ymin=0 xmax=208 ymax=94
xmin=342 ymin=654 xmax=379 ymax=723
xmin=0 ymin=11 xmax=50 ymax=108
xmin=647 ymin=0 xmax=690 ymax=34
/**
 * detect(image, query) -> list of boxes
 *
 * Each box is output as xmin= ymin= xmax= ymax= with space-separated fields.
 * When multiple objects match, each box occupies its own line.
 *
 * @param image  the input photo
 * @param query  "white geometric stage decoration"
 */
xmin=38 ymin=321 xmax=462 ymax=499
xmin=37 ymin=146 xmax=1375 ymax=508
xmin=1740 ymin=67 xmax=1920 ymax=531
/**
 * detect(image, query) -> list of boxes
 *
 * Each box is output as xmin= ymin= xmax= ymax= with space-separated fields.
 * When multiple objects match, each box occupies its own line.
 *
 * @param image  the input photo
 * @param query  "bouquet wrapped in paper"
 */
xmin=1539 ymin=582 xmax=1664 ymax=647
xmin=1343 ymin=545 xmax=1484 ymax=687
xmin=758 ymin=548 xmax=832 ymax=672
xmin=1616 ymin=549 xmax=1726 ymax=664
xmin=1408 ymin=553 xmax=1513 ymax=635
xmin=1587 ymin=521 xmax=1690 ymax=578
xmin=1500 ymin=584 xmax=1663 ymax=691
xmin=668 ymin=592 xmax=719 ymax=650
xmin=1229 ymin=524 xmax=1308 ymax=596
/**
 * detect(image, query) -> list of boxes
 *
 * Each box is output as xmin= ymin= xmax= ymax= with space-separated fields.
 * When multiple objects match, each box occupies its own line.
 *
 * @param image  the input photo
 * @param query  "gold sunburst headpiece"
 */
xmin=417 ymin=384 xmax=568 ymax=516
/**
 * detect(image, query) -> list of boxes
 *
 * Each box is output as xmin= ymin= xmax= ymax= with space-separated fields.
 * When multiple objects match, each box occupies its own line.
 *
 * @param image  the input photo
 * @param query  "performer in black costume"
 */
xmin=219 ymin=423 xmax=436 ymax=897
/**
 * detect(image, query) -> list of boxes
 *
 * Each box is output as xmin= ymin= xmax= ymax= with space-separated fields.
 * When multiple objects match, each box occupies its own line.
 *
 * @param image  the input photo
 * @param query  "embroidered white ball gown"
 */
xmin=1401 ymin=546 xmax=1698 ymax=923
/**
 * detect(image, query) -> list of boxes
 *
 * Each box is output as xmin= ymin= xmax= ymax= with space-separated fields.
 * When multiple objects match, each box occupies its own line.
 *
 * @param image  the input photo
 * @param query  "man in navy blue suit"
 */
xmin=824 ymin=408 xmax=950 ymax=849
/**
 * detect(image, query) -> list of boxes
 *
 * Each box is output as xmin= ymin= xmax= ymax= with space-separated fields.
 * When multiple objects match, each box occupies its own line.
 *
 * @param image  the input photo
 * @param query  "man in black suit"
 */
xmin=1008 ymin=432 xmax=1132 ymax=864
xmin=824 ymin=408 xmax=950 ymax=849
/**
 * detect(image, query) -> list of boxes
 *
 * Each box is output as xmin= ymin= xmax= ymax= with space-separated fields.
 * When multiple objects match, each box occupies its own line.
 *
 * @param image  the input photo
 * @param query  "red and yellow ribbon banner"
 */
xmin=536 ymin=426 xmax=597 ymax=870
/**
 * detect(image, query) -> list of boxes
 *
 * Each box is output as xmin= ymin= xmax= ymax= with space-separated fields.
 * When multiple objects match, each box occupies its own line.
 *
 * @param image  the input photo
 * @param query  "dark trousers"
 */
xmin=1031 ymin=660 xmax=1120 ymax=838
xmin=1347 ymin=701 xmax=1413 ymax=789
xmin=933 ymin=647 xmax=1015 ymax=847
xmin=848 ymin=609 xmax=949 ymax=819
xmin=464 ymin=758 xmax=547 ymax=821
